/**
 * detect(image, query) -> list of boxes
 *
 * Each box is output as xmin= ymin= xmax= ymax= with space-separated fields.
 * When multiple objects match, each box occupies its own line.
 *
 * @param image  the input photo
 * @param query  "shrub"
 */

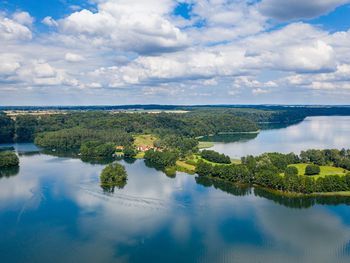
xmin=285 ymin=166 xmax=298 ymax=176
xmin=305 ymin=164 xmax=321 ymax=176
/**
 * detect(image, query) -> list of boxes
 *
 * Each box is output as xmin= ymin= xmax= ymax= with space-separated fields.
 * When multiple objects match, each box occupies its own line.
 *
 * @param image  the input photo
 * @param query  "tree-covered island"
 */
xmin=100 ymin=163 xmax=128 ymax=191
xmin=0 ymin=151 xmax=19 ymax=168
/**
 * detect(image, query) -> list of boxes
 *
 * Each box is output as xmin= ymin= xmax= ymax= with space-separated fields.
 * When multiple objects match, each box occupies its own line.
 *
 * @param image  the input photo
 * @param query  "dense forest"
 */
xmin=0 ymin=111 xmax=258 ymax=153
xmin=196 ymin=149 xmax=350 ymax=194
xmin=0 ymin=113 xmax=15 ymax=143
xmin=200 ymin=150 xmax=231 ymax=164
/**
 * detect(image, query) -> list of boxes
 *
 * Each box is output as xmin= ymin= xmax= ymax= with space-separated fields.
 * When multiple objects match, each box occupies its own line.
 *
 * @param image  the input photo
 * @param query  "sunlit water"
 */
xmin=207 ymin=116 xmax=350 ymax=159
xmin=1 ymin=116 xmax=350 ymax=263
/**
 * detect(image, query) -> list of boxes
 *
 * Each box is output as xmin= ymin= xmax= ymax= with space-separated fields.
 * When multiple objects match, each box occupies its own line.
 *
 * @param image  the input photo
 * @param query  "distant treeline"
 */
xmin=2 ymin=106 xmax=350 ymax=152
xmin=0 ymin=111 xmax=257 ymax=150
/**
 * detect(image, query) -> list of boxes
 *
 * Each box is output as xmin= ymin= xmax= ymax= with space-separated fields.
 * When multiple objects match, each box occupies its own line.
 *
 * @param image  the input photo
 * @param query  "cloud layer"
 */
xmin=1 ymin=0 xmax=350 ymax=105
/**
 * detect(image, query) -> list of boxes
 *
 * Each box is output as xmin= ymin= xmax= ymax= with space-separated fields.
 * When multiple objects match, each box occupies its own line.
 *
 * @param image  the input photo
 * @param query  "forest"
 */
xmin=0 ymin=111 xmax=258 ymax=154
xmin=196 ymin=149 xmax=350 ymax=194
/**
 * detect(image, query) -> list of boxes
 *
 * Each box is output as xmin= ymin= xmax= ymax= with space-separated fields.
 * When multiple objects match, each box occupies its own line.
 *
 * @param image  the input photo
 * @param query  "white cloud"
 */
xmin=277 ymin=40 xmax=336 ymax=73
xmin=0 ymin=14 xmax=32 ymax=41
xmin=0 ymin=54 xmax=21 ymax=76
xmin=2 ymin=2 xmax=350 ymax=104
xmin=42 ymin=16 xmax=58 ymax=27
xmin=259 ymin=0 xmax=350 ymax=20
xmin=243 ymin=23 xmax=336 ymax=73
xmin=12 ymin=11 xmax=34 ymax=26
xmin=59 ymin=0 xmax=188 ymax=54
xmin=65 ymin=52 xmax=85 ymax=62
xmin=33 ymin=62 xmax=56 ymax=78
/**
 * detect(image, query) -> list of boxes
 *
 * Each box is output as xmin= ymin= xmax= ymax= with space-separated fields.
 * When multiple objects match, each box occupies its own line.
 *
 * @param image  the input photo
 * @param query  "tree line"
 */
xmin=200 ymin=150 xmax=231 ymax=164
xmin=196 ymin=150 xmax=350 ymax=194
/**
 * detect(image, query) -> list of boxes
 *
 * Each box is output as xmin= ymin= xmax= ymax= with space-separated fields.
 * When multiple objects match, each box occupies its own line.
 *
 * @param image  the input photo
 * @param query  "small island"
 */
xmin=100 ymin=163 xmax=128 ymax=191
xmin=0 ymin=151 xmax=19 ymax=168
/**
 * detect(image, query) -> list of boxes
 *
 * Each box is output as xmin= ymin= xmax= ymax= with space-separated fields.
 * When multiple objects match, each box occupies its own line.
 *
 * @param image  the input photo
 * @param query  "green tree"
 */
xmin=201 ymin=150 xmax=231 ymax=164
xmin=100 ymin=163 xmax=127 ymax=188
xmin=285 ymin=166 xmax=298 ymax=177
xmin=15 ymin=115 xmax=38 ymax=142
xmin=0 ymin=113 xmax=15 ymax=143
xmin=124 ymin=146 xmax=137 ymax=158
xmin=0 ymin=151 xmax=19 ymax=168
xmin=305 ymin=164 xmax=321 ymax=176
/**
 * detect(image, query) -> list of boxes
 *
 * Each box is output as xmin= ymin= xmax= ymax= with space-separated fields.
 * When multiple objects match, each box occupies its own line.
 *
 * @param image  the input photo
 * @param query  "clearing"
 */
xmin=287 ymin=163 xmax=348 ymax=178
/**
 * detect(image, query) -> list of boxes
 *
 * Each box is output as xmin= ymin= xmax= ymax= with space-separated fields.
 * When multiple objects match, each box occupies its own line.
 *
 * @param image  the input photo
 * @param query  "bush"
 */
xmin=285 ymin=166 xmax=298 ymax=176
xmin=305 ymin=164 xmax=321 ymax=176
xmin=0 ymin=151 xmax=19 ymax=168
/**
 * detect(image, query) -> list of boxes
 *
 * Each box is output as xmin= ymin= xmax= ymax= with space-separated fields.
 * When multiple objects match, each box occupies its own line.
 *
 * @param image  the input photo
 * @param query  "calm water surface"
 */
xmin=207 ymin=116 xmax=350 ymax=158
xmin=1 ymin=116 xmax=350 ymax=263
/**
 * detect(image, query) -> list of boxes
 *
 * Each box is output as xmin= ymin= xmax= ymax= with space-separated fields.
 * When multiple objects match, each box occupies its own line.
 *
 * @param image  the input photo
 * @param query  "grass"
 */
xmin=286 ymin=163 xmax=349 ymax=178
xmin=185 ymin=154 xmax=235 ymax=166
xmin=133 ymin=134 xmax=158 ymax=147
xmin=231 ymin=159 xmax=242 ymax=165
xmin=198 ymin=141 xmax=214 ymax=149
xmin=176 ymin=160 xmax=196 ymax=174
xmin=134 ymin=152 xmax=145 ymax=159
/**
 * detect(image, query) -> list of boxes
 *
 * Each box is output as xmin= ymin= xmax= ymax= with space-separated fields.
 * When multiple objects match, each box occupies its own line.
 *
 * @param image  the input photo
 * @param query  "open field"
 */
xmin=5 ymin=110 xmax=65 ymax=119
xmin=176 ymin=160 xmax=196 ymax=174
xmin=198 ymin=141 xmax=214 ymax=149
xmin=135 ymin=152 xmax=145 ymax=159
xmin=287 ymin=163 xmax=348 ymax=178
xmin=133 ymin=134 xmax=158 ymax=147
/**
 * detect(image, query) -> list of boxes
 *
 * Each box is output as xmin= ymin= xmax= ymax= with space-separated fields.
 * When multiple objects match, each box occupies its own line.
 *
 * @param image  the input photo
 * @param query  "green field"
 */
xmin=198 ymin=141 xmax=214 ymax=149
xmin=287 ymin=163 xmax=348 ymax=178
xmin=133 ymin=134 xmax=158 ymax=147
xmin=135 ymin=152 xmax=145 ymax=159
xmin=176 ymin=160 xmax=196 ymax=174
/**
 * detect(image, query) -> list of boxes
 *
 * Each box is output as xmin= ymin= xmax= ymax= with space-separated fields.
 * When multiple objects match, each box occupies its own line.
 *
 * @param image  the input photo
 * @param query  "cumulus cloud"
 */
xmin=259 ymin=0 xmax=350 ymax=21
xmin=186 ymin=0 xmax=267 ymax=44
xmin=59 ymin=0 xmax=188 ymax=54
xmin=12 ymin=11 xmax=34 ymax=26
xmin=1 ymin=1 xmax=350 ymax=104
xmin=0 ymin=13 xmax=32 ymax=41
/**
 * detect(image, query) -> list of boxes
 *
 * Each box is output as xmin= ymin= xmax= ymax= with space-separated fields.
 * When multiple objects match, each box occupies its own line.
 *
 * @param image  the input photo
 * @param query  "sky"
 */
xmin=1 ymin=0 xmax=350 ymax=106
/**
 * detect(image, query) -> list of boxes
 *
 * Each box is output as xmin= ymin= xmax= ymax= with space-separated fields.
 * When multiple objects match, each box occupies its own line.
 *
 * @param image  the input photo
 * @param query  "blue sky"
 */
xmin=1 ymin=0 xmax=350 ymax=105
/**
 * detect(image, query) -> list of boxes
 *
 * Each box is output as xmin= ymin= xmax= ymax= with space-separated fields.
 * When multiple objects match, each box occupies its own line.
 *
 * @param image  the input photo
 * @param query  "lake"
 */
xmin=205 ymin=116 xmax=350 ymax=159
xmin=1 ymin=116 xmax=350 ymax=263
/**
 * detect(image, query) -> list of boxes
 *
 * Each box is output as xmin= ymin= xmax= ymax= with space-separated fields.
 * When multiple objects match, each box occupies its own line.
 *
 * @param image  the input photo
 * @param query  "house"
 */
xmin=137 ymin=145 xmax=152 ymax=152
xmin=136 ymin=145 xmax=163 ymax=152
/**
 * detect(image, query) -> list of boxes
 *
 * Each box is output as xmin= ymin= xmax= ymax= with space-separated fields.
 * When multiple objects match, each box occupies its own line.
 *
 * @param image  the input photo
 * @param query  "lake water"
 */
xmin=1 ymin=116 xmax=350 ymax=263
xmin=205 ymin=116 xmax=350 ymax=159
